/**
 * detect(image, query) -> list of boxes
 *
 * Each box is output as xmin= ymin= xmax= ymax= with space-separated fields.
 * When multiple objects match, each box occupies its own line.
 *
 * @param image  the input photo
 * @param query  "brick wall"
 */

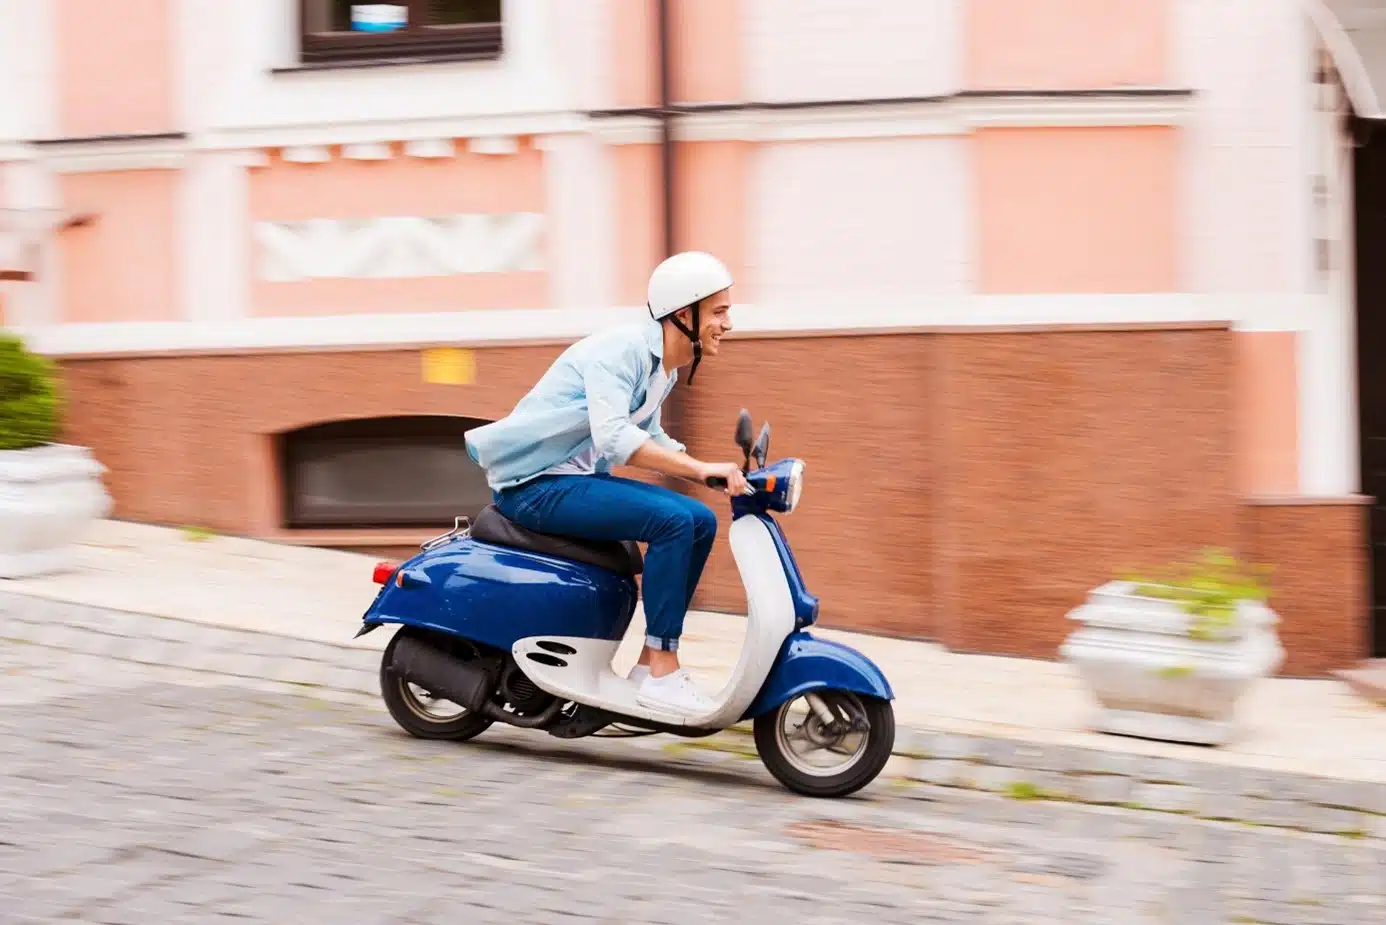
xmin=52 ymin=324 xmax=1370 ymax=674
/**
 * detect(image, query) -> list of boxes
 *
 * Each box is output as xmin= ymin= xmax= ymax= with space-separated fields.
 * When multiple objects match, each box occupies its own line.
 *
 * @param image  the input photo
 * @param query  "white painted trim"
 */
xmin=571 ymin=0 xmax=610 ymax=113
xmin=4 ymin=93 xmax=1201 ymax=169
xmin=50 ymin=151 xmax=187 ymax=173
xmin=232 ymin=149 xmax=270 ymax=167
xmin=468 ymin=135 xmax=519 ymax=155
xmin=404 ymin=138 xmax=455 ymax=158
xmin=174 ymin=0 xmax=203 ymax=133
xmin=1298 ymin=111 xmax=1360 ymax=497
xmin=179 ymin=152 xmax=251 ymax=323
xmin=1295 ymin=11 xmax=1360 ymax=498
xmin=16 ymin=307 xmax=635 ymax=357
xmin=1297 ymin=304 xmax=1358 ymax=496
xmin=676 ymin=106 xmax=967 ymax=143
xmin=42 ymin=148 xmax=187 ymax=174
xmin=1 ymin=160 xmax=60 ymax=326
xmin=960 ymin=94 xmax=1195 ymax=128
xmin=13 ymin=294 xmax=1322 ymax=358
xmin=587 ymin=117 xmax=660 ymax=145
xmin=281 ymin=145 xmax=330 ymax=163
xmin=45 ymin=151 xmax=187 ymax=173
xmin=741 ymin=115 xmax=968 ymax=143
xmin=342 ymin=142 xmax=392 ymax=160
xmin=542 ymin=133 xmax=615 ymax=310
xmin=15 ymin=134 xmax=190 ymax=174
xmin=0 ymin=0 xmax=58 ymax=144
xmin=1304 ymin=0 xmax=1385 ymax=119
xmin=199 ymin=112 xmax=588 ymax=152
xmin=595 ymin=94 xmax=1196 ymax=145
xmin=215 ymin=0 xmax=568 ymax=140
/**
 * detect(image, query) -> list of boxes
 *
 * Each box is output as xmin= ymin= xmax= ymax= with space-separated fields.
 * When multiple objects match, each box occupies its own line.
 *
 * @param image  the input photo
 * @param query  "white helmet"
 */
xmin=646 ymin=251 xmax=733 ymax=320
xmin=645 ymin=251 xmax=732 ymax=385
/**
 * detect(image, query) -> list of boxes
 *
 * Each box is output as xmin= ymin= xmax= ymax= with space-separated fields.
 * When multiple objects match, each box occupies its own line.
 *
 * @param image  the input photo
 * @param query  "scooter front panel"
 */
xmin=691 ymin=515 xmax=798 ymax=728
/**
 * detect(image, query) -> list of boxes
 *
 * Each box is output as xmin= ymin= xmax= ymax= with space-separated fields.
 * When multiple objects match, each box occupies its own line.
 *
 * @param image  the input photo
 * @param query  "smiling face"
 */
xmin=678 ymin=288 xmax=733 ymax=357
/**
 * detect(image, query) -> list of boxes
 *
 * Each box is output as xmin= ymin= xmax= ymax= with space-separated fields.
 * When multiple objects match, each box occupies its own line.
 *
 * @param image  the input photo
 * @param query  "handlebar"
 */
xmin=705 ymin=475 xmax=756 ymax=496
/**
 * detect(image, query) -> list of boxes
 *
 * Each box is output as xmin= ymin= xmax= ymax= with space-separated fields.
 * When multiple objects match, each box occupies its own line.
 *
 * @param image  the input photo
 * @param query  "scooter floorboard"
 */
xmin=512 ymin=636 xmax=721 ymax=729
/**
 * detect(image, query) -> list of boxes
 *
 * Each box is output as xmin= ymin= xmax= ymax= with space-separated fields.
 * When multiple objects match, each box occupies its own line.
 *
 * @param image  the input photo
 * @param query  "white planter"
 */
xmin=1059 ymin=580 xmax=1285 ymax=746
xmin=0 ymin=443 xmax=112 ymax=579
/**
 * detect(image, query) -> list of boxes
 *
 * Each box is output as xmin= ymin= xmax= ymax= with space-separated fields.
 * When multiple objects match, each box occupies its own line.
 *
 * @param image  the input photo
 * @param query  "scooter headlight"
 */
xmin=785 ymin=460 xmax=805 ymax=512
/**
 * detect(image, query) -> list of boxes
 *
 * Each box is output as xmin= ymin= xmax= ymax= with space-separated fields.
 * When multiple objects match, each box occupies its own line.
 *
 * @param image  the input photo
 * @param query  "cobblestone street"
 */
xmin=2 ymin=641 xmax=1383 ymax=924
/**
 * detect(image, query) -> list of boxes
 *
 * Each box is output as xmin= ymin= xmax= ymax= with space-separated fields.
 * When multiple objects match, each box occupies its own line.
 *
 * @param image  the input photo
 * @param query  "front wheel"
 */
xmin=753 ymin=690 xmax=895 ymax=798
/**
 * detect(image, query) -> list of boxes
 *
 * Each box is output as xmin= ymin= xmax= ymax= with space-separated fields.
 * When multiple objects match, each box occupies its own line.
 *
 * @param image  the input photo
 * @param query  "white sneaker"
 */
xmin=636 ymin=669 xmax=715 ymax=715
xmin=626 ymin=665 xmax=650 ymax=684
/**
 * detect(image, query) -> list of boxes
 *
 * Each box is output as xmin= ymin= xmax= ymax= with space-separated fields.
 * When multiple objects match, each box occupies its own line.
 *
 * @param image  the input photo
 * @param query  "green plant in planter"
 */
xmin=0 ymin=332 xmax=61 ymax=451
xmin=1119 ymin=548 xmax=1273 ymax=641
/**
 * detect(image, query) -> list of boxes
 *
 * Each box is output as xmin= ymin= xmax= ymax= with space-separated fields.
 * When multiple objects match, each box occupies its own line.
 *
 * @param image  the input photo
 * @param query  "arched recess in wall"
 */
xmin=277 ymin=415 xmax=492 ymax=529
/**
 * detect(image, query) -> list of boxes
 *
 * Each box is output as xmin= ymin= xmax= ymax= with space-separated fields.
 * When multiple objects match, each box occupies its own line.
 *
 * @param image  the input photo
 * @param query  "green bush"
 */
xmin=0 ymin=332 xmax=60 ymax=451
xmin=1119 ymin=548 xmax=1272 ymax=641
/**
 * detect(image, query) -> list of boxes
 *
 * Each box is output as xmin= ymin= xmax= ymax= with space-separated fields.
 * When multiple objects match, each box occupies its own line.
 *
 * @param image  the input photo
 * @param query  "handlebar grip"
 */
xmin=705 ymin=476 xmax=728 ymax=490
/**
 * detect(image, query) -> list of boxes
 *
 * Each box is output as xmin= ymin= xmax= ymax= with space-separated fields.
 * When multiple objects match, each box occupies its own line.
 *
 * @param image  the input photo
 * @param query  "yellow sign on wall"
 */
xmin=421 ymin=347 xmax=476 ymax=386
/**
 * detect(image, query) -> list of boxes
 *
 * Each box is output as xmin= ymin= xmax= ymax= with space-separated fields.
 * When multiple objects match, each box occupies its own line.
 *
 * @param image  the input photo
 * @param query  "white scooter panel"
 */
xmin=511 ymin=514 xmax=798 ymax=727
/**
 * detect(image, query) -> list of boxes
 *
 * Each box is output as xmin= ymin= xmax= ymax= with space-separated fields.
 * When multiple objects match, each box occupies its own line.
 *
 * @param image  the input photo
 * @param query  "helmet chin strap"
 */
xmin=652 ymin=302 xmax=703 ymax=385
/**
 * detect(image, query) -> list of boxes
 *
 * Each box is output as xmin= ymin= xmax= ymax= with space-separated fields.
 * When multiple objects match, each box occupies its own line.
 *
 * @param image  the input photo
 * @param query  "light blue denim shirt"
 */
xmin=464 ymin=315 xmax=685 ymax=491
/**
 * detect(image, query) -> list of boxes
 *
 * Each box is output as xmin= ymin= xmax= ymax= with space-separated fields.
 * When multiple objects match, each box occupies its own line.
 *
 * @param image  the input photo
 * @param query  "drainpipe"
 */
xmin=654 ymin=0 xmax=692 ymax=493
xmin=657 ymin=0 xmax=676 ymax=262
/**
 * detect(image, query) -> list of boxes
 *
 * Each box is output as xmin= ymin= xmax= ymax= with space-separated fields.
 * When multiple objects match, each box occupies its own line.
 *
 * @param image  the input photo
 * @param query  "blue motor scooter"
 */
xmin=355 ymin=411 xmax=896 ymax=797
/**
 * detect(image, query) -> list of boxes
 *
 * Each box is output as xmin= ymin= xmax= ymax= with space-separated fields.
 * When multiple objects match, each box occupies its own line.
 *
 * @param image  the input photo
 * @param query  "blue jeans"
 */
xmin=495 ymin=474 xmax=717 ymax=652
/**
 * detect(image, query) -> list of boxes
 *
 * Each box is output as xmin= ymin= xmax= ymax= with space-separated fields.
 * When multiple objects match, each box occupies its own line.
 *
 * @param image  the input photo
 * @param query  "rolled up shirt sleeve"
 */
xmin=584 ymin=356 xmax=650 ymax=466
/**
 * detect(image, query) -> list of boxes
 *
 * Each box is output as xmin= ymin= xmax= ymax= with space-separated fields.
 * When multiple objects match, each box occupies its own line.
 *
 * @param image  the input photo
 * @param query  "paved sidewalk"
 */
xmin=3 ymin=520 xmax=1386 ymax=840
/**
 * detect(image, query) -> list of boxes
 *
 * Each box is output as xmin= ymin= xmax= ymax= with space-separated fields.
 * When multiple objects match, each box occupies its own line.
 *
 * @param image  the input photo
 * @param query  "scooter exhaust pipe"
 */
xmin=390 ymin=634 xmax=494 ymax=713
xmin=482 ymin=697 xmax=565 ymax=728
xmin=390 ymin=635 xmax=566 ymax=729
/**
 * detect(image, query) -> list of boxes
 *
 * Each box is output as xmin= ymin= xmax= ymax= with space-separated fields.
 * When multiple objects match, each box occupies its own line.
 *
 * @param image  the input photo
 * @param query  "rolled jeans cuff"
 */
xmin=645 ymin=634 xmax=679 ymax=653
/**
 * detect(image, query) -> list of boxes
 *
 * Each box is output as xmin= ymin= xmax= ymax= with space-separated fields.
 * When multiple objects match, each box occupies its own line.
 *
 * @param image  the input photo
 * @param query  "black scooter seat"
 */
xmin=469 ymin=504 xmax=644 ymax=577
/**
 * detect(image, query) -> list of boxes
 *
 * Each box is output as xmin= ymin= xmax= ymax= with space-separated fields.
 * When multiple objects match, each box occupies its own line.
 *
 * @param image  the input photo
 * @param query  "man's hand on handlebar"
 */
xmin=697 ymin=462 xmax=749 ymax=497
xmin=626 ymin=440 xmax=750 ymax=496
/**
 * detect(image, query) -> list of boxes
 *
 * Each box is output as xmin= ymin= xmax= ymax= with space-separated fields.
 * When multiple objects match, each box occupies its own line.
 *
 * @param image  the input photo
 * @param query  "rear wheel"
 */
xmin=379 ymin=628 xmax=494 ymax=741
xmin=753 ymin=690 xmax=895 ymax=798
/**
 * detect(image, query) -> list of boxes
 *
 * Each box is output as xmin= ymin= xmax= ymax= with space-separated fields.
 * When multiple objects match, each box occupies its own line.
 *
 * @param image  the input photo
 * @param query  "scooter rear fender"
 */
xmin=739 ymin=632 xmax=894 ymax=721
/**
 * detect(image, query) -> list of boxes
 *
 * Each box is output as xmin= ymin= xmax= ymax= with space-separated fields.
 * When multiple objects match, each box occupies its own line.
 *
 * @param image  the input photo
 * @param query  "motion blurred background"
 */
xmin=2 ymin=0 xmax=1385 ymax=678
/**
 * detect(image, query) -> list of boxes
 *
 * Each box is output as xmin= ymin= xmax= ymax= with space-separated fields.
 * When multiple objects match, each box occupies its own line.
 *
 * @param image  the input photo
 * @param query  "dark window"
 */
xmin=299 ymin=1 xmax=503 ymax=66
xmin=280 ymin=415 xmax=493 ymax=529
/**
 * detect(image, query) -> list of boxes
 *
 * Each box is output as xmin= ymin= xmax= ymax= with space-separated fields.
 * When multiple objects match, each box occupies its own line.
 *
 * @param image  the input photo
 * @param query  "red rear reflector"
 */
xmin=373 ymin=561 xmax=399 ymax=585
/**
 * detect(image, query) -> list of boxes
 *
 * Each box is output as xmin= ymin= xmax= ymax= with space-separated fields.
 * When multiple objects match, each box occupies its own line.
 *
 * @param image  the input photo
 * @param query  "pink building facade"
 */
xmin=0 ymin=0 xmax=1380 ymax=673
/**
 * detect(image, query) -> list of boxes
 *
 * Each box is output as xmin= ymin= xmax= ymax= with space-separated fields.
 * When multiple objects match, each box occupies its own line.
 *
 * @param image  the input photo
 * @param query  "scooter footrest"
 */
xmin=547 ymin=705 xmax=615 ymax=739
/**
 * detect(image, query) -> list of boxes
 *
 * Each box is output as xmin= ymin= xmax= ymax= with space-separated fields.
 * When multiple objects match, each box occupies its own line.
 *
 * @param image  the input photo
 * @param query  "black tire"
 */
xmin=379 ymin=628 xmax=494 ymax=742
xmin=753 ymin=691 xmax=895 ymax=798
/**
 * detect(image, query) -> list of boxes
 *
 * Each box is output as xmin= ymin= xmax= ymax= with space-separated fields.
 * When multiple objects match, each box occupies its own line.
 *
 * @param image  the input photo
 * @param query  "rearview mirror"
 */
xmin=734 ymin=410 xmax=754 ymax=458
xmin=752 ymin=422 xmax=770 ymax=469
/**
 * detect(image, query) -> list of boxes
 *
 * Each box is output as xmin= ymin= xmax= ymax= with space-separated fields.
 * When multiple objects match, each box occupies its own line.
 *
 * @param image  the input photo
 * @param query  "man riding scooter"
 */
xmin=463 ymin=252 xmax=749 ymax=715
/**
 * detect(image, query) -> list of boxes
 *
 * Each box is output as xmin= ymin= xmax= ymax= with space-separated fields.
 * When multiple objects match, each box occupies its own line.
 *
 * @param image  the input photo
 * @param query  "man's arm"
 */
xmin=627 ymin=438 xmax=704 ymax=481
xmin=584 ymin=354 xmax=745 ymax=491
